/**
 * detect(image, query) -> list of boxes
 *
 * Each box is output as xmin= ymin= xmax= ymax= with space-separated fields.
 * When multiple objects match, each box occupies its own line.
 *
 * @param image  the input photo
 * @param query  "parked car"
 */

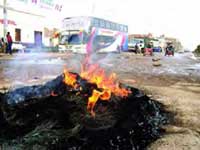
xmin=128 ymin=44 xmax=141 ymax=54
xmin=128 ymin=39 xmax=144 ymax=54
xmin=12 ymin=43 xmax=26 ymax=52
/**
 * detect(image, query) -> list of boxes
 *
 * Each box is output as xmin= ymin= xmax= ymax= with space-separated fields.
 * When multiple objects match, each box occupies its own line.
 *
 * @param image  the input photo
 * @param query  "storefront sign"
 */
xmin=0 ymin=19 xmax=16 ymax=26
xmin=62 ymin=18 xmax=90 ymax=30
xmin=8 ymin=0 xmax=62 ymax=12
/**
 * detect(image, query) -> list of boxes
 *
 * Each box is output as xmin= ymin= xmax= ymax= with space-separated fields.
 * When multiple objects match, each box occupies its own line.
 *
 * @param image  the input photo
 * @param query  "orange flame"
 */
xmin=80 ymin=63 xmax=131 ymax=116
xmin=62 ymin=57 xmax=131 ymax=116
xmin=80 ymin=64 xmax=130 ymax=96
xmin=63 ymin=68 xmax=77 ymax=88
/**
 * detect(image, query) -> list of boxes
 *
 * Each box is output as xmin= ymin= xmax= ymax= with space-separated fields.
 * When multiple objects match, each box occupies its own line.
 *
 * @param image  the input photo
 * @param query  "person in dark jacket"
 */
xmin=6 ymin=32 xmax=13 ymax=55
xmin=165 ymin=43 xmax=174 ymax=56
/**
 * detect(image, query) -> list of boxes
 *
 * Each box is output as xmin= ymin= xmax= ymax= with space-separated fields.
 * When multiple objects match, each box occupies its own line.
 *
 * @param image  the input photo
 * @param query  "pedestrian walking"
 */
xmin=6 ymin=32 xmax=13 ymax=55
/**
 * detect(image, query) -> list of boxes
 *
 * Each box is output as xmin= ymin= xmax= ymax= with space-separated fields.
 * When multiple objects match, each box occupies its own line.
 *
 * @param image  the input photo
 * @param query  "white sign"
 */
xmin=62 ymin=17 xmax=90 ymax=31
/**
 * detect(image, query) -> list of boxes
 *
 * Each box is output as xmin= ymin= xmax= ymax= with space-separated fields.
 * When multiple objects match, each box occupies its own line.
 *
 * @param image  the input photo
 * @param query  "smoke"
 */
xmin=83 ymin=52 xmax=121 ymax=76
xmin=2 ymin=41 xmax=123 ymax=92
xmin=3 ymin=51 xmax=65 ymax=89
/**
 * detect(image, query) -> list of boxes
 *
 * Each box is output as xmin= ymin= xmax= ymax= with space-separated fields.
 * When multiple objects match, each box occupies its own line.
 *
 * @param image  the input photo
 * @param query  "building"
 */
xmin=129 ymin=33 xmax=183 ymax=51
xmin=129 ymin=33 xmax=153 ymax=39
xmin=0 ymin=0 xmax=63 ymax=47
xmin=128 ymin=33 xmax=154 ymax=49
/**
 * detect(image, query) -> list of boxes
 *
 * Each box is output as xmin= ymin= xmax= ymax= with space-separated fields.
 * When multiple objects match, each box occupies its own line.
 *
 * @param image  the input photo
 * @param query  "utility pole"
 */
xmin=3 ymin=0 xmax=7 ymax=38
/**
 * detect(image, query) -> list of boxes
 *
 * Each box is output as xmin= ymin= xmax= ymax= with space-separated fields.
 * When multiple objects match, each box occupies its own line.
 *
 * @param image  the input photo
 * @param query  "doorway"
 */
xmin=15 ymin=28 xmax=21 ymax=42
xmin=34 ymin=31 xmax=42 ymax=46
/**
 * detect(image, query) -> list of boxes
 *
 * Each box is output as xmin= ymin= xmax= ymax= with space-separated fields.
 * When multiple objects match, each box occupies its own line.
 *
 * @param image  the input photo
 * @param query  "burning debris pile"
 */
xmin=0 ymin=60 xmax=169 ymax=149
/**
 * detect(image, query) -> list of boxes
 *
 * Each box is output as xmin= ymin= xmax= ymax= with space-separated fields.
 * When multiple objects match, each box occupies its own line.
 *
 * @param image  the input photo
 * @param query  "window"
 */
xmin=68 ymin=34 xmax=81 ymax=45
xmin=124 ymin=26 xmax=127 ymax=32
xmin=122 ymin=26 xmax=125 ymax=32
xmin=125 ymin=26 xmax=128 ymax=32
xmin=100 ymin=20 xmax=105 ymax=28
xmin=111 ymin=23 xmax=116 ymax=30
xmin=110 ymin=23 xmax=114 ymax=30
xmin=120 ymin=25 xmax=123 ymax=31
xmin=117 ymin=24 xmax=120 ymax=31
xmin=106 ymin=22 xmax=110 ymax=29
xmin=60 ymin=35 xmax=69 ymax=44
xmin=93 ymin=18 xmax=99 ymax=27
xmin=15 ymin=28 xmax=21 ymax=42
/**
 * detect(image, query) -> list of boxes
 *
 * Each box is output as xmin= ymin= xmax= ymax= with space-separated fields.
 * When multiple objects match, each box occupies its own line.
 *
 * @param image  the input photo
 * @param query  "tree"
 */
xmin=194 ymin=45 xmax=200 ymax=54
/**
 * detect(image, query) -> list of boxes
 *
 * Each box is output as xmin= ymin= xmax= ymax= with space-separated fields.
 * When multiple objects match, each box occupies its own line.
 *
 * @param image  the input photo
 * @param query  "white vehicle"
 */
xmin=128 ymin=38 xmax=144 ymax=52
xmin=58 ymin=16 xmax=128 ymax=53
xmin=12 ymin=43 xmax=26 ymax=52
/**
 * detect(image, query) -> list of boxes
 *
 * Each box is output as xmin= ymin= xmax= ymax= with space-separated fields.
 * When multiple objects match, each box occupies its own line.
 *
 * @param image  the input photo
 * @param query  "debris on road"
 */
xmin=153 ymin=61 xmax=162 ymax=67
xmin=152 ymin=57 xmax=161 ymax=62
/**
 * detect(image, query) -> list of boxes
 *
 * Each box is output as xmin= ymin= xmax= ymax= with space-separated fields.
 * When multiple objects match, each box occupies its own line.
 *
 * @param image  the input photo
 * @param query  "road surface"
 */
xmin=0 ymin=52 xmax=200 ymax=149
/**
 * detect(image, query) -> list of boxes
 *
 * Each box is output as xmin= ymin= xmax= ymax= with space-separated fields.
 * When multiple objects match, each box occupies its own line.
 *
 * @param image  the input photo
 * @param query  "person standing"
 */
xmin=0 ymin=38 xmax=3 ymax=49
xmin=6 ymin=32 xmax=13 ymax=55
xmin=0 ymin=38 xmax=6 ymax=53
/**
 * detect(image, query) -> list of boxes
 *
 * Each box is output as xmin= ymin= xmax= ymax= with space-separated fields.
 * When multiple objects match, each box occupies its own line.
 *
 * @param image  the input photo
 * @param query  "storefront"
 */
xmin=0 ymin=0 xmax=62 ymax=47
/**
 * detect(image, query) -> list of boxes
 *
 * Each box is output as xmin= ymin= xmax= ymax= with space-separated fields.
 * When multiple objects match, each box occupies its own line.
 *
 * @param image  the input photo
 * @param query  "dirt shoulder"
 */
xmin=121 ymin=74 xmax=200 ymax=150
xmin=111 ymin=53 xmax=200 ymax=149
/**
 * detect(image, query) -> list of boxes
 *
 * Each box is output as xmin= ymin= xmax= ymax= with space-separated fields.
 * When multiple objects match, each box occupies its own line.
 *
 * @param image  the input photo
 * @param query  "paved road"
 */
xmin=0 ymin=52 xmax=199 ymax=90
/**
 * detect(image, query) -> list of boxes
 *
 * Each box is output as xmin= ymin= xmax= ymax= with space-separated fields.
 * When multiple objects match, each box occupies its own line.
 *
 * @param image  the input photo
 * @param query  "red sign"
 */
xmin=31 ymin=0 xmax=62 ymax=12
xmin=32 ymin=0 xmax=37 ymax=4
xmin=0 ymin=19 xmax=17 ymax=26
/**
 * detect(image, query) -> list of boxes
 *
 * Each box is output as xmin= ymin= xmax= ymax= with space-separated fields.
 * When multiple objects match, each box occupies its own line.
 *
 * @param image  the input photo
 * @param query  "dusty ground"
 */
xmin=119 ymin=53 xmax=200 ymax=150
xmin=0 ymin=52 xmax=200 ymax=149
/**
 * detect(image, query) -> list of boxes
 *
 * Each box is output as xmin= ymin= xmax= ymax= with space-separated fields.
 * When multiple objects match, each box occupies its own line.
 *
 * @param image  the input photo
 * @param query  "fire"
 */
xmin=62 ymin=57 xmax=131 ymax=116
xmin=87 ymin=89 xmax=102 ymax=116
xmin=80 ymin=64 xmax=130 ymax=97
xmin=63 ymin=68 xmax=77 ymax=88
xmin=80 ymin=64 xmax=130 ymax=115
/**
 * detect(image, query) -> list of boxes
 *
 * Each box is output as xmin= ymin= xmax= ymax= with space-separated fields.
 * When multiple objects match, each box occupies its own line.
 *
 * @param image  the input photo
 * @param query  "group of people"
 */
xmin=0 ymin=32 xmax=13 ymax=55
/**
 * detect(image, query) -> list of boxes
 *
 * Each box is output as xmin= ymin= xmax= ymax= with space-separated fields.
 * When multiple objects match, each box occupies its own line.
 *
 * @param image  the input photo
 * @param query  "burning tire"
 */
xmin=0 ymin=72 xmax=170 ymax=149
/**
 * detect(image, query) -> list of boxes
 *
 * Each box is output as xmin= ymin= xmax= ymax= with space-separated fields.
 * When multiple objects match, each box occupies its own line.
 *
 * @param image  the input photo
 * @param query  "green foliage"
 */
xmin=194 ymin=45 xmax=200 ymax=54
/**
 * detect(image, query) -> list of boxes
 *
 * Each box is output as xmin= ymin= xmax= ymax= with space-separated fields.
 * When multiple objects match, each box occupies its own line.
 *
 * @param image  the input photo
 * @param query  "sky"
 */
xmin=60 ymin=0 xmax=200 ymax=50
